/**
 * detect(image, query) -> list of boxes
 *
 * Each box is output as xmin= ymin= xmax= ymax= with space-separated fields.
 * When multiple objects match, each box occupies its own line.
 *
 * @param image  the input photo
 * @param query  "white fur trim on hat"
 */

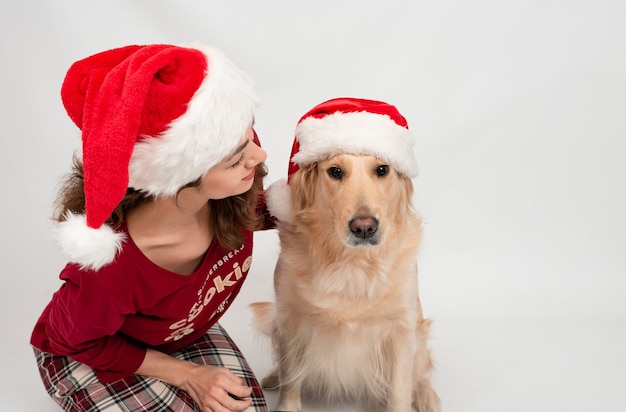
xmin=53 ymin=212 xmax=126 ymax=271
xmin=292 ymin=111 xmax=418 ymax=178
xmin=128 ymin=44 xmax=259 ymax=196
xmin=265 ymin=179 xmax=292 ymax=223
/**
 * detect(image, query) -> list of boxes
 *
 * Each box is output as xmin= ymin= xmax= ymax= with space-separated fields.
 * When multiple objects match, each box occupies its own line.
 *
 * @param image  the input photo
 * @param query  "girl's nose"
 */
xmin=246 ymin=140 xmax=267 ymax=167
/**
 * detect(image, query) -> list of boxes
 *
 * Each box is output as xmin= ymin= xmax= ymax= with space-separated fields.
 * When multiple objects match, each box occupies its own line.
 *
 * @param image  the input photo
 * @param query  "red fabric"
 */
xmin=31 ymin=225 xmax=255 ymax=383
xmin=60 ymin=45 xmax=207 ymax=230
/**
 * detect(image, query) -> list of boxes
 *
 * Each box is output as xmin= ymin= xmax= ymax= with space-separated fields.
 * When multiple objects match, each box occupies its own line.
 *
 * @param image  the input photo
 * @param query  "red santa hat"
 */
xmin=54 ymin=43 xmax=258 ymax=270
xmin=266 ymin=97 xmax=417 ymax=222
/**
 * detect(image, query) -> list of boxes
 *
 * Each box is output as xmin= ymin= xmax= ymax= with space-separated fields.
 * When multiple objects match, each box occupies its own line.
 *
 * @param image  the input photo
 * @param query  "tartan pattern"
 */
xmin=34 ymin=323 xmax=267 ymax=411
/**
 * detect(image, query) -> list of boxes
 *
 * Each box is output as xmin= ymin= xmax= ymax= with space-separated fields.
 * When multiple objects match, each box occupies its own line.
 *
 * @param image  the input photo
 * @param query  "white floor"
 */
xmin=2 ymin=1 xmax=625 ymax=411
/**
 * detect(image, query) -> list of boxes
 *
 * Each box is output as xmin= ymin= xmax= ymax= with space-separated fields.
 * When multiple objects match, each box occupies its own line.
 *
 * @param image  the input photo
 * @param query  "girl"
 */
xmin=31 ymin=43 xmax=272 ymax=412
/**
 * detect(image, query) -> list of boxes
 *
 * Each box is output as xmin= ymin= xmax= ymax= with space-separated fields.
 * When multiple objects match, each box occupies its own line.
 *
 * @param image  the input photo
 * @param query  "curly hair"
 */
xmin=54 ymin=154 xmax=268 ymax=251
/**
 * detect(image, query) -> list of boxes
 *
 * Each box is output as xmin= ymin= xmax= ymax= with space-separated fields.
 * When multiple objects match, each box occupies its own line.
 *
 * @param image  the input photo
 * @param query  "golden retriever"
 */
xmin=251 ymin=153 xmax=440 ymax=412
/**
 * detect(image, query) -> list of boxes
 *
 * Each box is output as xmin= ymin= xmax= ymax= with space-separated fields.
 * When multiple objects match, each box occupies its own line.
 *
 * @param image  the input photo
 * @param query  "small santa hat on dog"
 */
xmin=266 ymin=97 xmax=417 ymax=222
xmin=54 ymin=43 xmax=258 ymax=270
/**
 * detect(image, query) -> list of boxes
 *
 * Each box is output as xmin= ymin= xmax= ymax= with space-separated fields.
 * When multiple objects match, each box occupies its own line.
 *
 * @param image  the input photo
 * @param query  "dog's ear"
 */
xmin=400 ymin=175 xmax=415 ymax=208
xmin=397 ymin=175 xmax=422 ymax=229
xmin=290 ymin=163 xmax=319 ymax=218
xmin=396 ymin=175 xmax=417 ymax=215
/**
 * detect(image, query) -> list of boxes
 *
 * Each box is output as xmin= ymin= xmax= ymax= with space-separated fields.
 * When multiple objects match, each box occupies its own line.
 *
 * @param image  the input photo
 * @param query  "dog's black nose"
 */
xmin=349 ymin=216 xmax=378 ymax=239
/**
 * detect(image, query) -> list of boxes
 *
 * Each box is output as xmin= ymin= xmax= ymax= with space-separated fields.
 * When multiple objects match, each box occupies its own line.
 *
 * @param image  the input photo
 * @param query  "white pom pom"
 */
xmin=265 ymin=179 xmax=293 ymax=223
xmin=52 ymin=212 xmax=126 ymax=271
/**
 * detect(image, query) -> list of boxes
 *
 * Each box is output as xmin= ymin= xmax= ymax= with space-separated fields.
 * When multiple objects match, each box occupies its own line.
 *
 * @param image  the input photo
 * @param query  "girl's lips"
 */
xmin=243 ymin=170 xmax=255 ymax=181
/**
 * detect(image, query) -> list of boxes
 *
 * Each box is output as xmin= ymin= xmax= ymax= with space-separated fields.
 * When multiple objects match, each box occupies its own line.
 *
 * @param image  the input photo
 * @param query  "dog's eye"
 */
xmin=327 ymin=167 xmax=343 ymax=180
xmin=376 ymin=165 xmax=390 ymax=177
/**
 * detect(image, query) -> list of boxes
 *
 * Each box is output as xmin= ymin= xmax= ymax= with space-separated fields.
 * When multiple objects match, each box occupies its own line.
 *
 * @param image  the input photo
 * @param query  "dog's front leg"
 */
xmin=276 ymin=383 xmax=302 ymax=412
xmin=387 ymin=329 xmax=415 ymax=412
xmin=411 ymin=317 xmax=441 ymax=412
xmin=276 ymin=366 xmax=302 ymax=411
xmin=275 ymin=331 xmax=303 ymax=411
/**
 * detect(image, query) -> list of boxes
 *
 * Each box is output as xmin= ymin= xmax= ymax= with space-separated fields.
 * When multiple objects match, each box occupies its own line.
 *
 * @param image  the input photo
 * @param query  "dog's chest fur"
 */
xmin=275 ymin=241 xmax=419 ymax=400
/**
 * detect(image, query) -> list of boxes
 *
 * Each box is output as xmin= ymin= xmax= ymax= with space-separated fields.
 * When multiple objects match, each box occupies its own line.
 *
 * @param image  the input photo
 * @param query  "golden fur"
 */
xmin=251 ymin=154 xmax=440 ymax=412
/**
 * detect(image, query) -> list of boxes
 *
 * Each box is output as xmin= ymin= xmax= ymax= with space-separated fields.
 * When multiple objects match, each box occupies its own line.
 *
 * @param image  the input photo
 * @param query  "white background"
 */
xmin=1 ymin=1 xmax=625 ymax=411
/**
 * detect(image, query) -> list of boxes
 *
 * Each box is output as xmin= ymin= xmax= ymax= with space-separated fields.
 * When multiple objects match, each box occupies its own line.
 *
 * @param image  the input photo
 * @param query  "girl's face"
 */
xmin=195 ymin=125 xmax=267 ymax=200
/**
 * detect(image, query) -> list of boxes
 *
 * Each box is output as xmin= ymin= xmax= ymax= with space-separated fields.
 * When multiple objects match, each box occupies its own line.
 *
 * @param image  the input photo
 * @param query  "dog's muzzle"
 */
xmin=348 ymin=216 xmax=380 ymax=246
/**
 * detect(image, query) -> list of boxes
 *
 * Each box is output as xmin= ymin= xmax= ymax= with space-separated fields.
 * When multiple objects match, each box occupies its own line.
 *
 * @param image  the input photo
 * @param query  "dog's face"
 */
xmin=290 ymin=154 xmax=414 ymax=249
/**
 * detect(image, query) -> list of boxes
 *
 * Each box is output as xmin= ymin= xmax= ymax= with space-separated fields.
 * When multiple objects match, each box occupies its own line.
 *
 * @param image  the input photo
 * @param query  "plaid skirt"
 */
xmin=33 ymin=323 xmax=267 ymax=412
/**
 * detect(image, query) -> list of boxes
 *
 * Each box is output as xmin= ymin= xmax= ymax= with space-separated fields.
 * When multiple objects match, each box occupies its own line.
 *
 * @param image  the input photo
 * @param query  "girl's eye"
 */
xmin=327 ymin=167 xmax=343 ymax=180
xmin=231 ymin=153 xmax=245 ymax=168
xmin=376 ymin=165 xmax=389 ymax=177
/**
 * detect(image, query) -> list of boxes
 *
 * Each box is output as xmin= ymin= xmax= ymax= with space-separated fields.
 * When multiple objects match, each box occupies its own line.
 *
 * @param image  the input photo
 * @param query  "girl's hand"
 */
xmin=136 ymin=348 xmax=253 ymax=411
xmin=181 ymin=363 xmax=253 ymax=412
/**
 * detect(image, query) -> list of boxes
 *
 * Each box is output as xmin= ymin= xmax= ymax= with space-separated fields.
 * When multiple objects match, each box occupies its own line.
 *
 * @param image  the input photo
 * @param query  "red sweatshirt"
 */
xmin=31 ymin=225 xmax=256 ymax=383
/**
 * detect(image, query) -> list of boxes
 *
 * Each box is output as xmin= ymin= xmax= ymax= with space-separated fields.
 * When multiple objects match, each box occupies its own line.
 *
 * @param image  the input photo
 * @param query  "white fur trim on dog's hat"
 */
xmin=286 ymin=97 xmax=417 ymax=180
xmin=293 ymin=110 xmax=417 ymax=178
